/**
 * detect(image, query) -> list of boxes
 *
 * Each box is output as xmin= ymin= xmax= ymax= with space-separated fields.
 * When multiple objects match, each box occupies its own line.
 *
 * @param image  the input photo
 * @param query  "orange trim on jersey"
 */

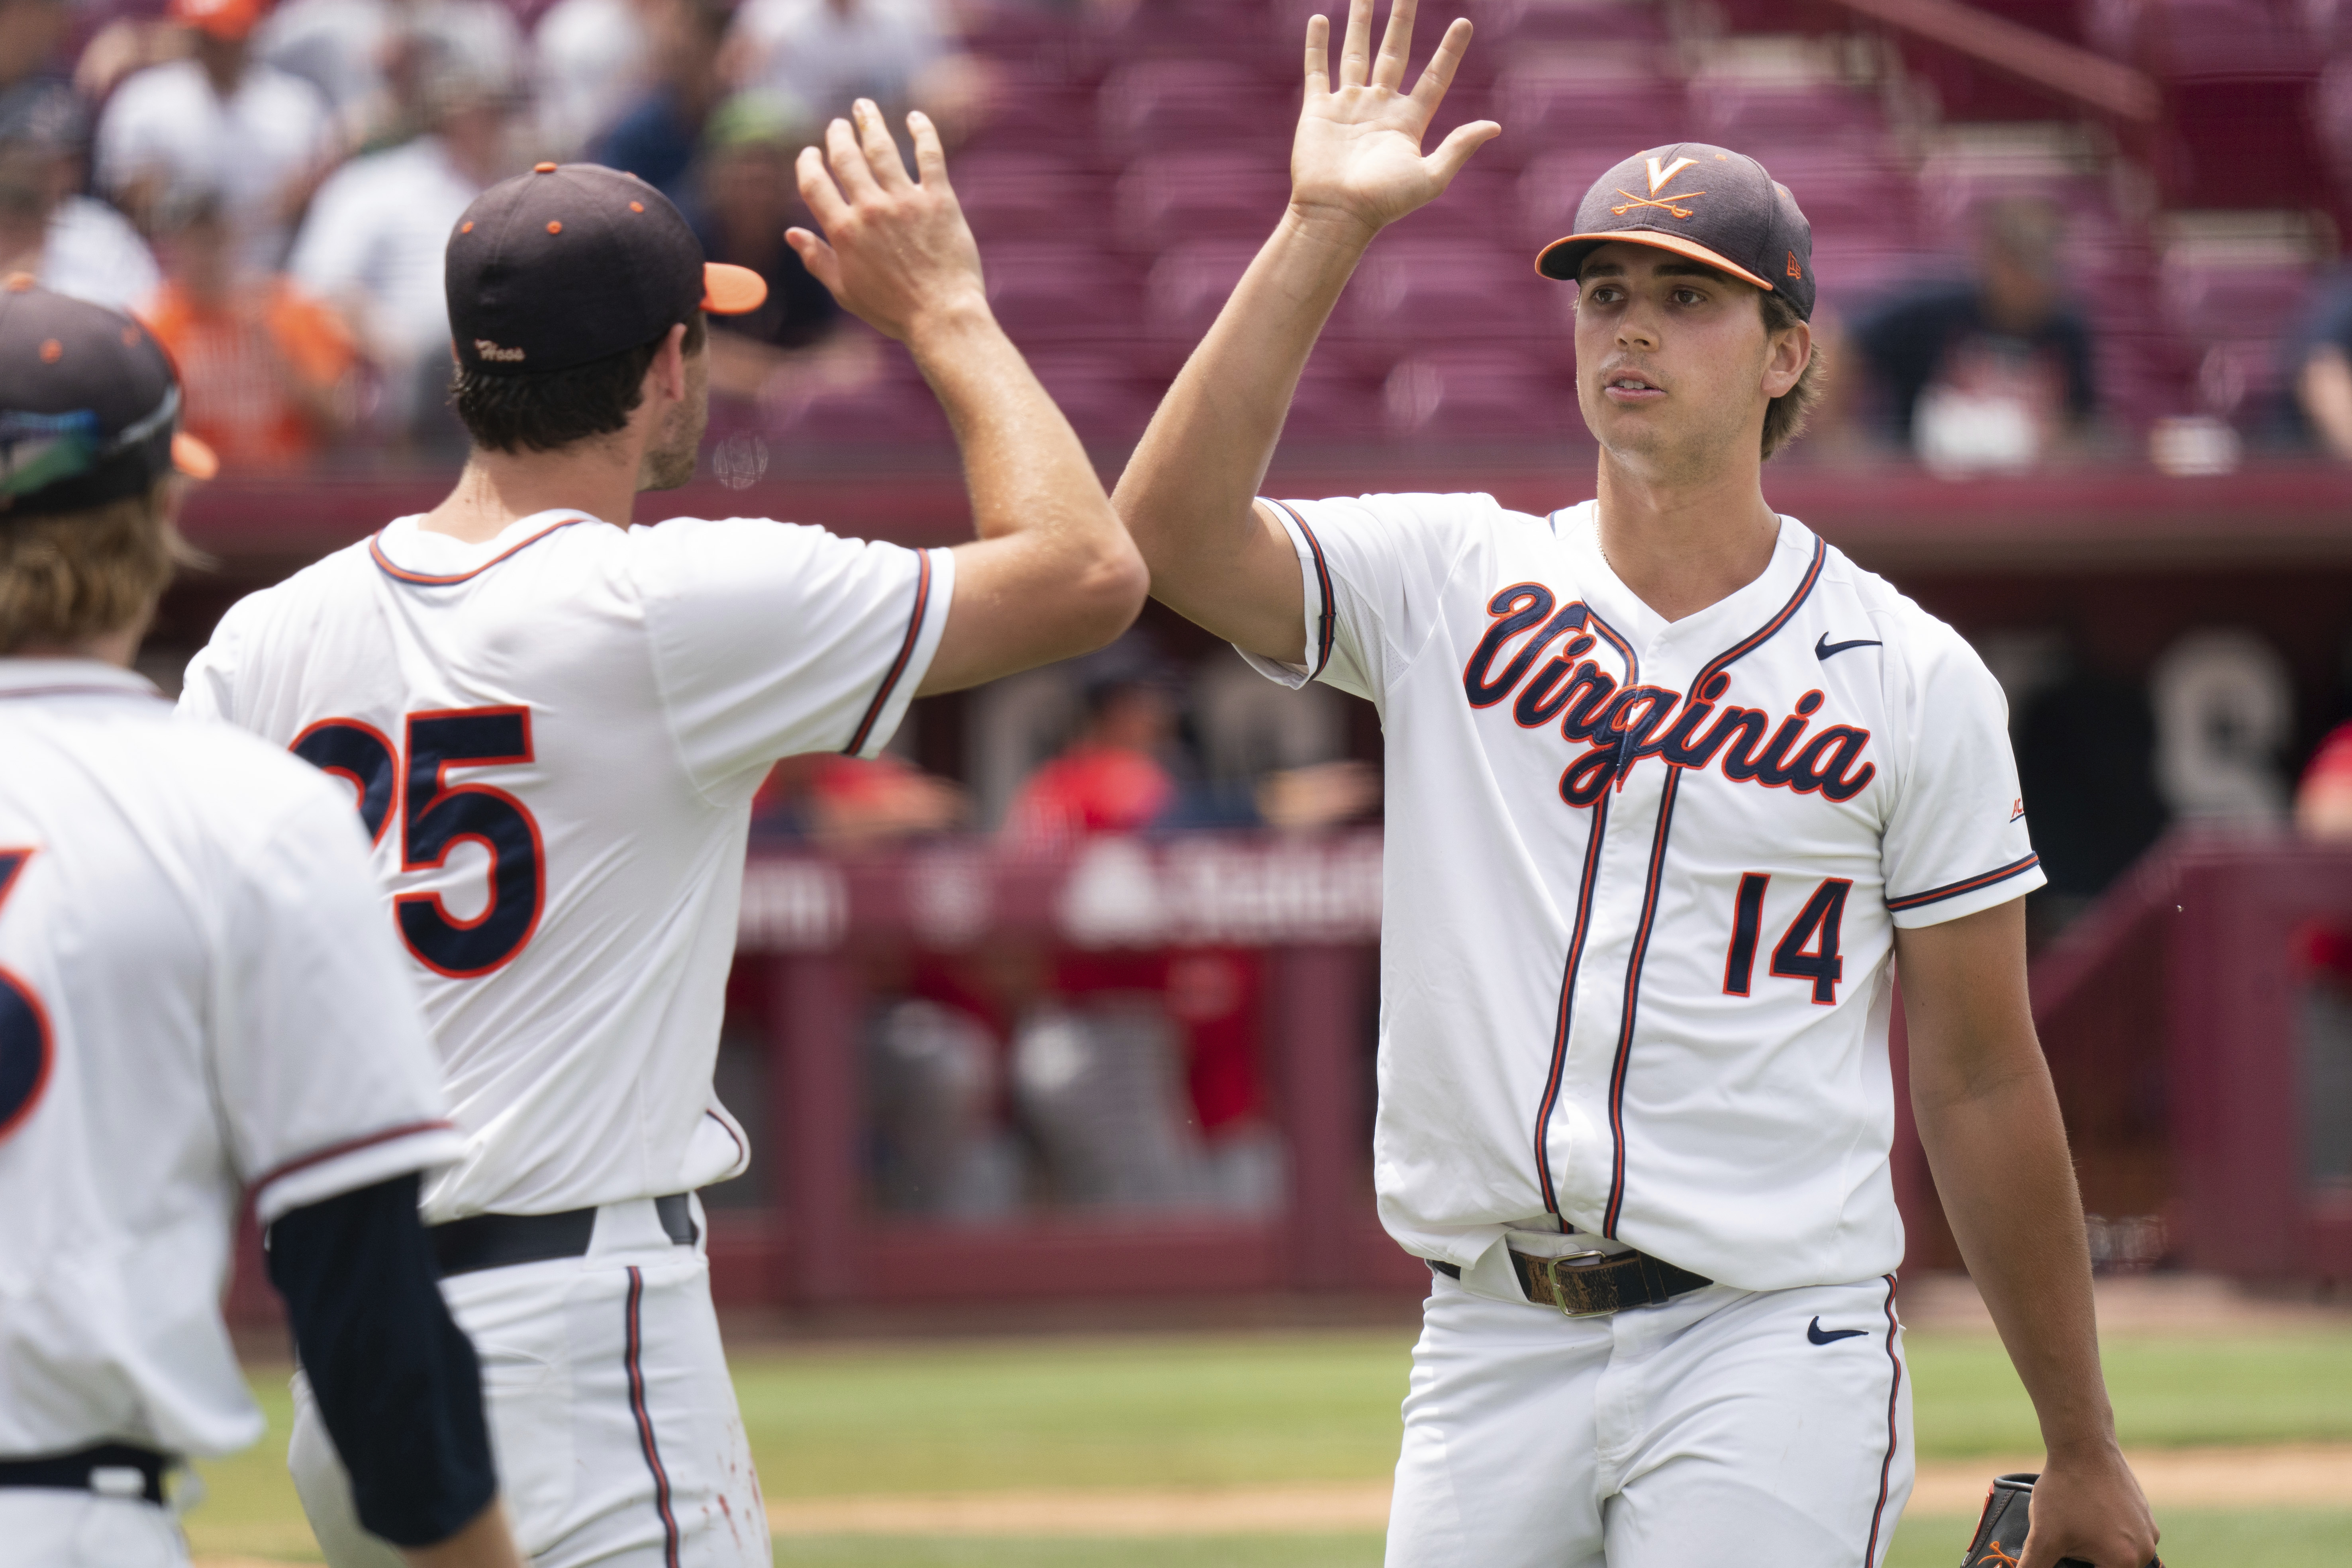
xmin=843 ymin=549 xmax=933 ymax=757
xmin=1267 ymin=500 xmax=1336 ymax=680
xmin=367 ymin=515 xmax=592 ymax=586
xmin=248 ymin=1117 xmax=456 ymax=1208
xmin=1885 ymin=853 xmax=2040 ymax=912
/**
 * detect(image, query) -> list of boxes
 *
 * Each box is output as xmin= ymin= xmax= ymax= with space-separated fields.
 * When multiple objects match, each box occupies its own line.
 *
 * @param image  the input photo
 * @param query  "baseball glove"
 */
xmin=1961 ymin=1472 xmax=2162 ymax=1568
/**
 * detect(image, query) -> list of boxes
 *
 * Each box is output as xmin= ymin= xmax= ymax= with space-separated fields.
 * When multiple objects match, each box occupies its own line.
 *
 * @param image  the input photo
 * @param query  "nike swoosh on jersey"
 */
xmin=1807 ymin=1315 xmax=1869 ymax=1345
xmin=1815 ymin=634 xmax=1884 ymax=661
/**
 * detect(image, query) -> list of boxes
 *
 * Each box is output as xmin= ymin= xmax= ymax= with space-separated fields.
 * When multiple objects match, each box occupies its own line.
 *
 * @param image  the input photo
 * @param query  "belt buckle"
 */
xmin=1542 ymin=1249 xmax=1619 ymax=1318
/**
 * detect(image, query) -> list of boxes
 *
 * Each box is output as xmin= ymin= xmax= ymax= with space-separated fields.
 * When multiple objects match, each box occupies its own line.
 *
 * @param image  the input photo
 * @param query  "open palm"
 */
xmin=1290 ymin=0 xmax=1499 ymax=238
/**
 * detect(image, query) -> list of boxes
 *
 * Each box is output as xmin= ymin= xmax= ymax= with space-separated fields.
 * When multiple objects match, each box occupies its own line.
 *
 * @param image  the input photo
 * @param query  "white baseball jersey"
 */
xmin=180 ymin=509 xmax=952 ymax=1223
xmin=1246 ymin=495 xmax=2042 ymax=1292
xmin=0 ymin=659 xmax=459 ymax=1458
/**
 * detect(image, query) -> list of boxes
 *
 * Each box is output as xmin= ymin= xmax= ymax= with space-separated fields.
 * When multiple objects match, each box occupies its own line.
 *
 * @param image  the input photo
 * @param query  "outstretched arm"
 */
xmin=1112 ymin=0 xmax=1495 ymax=663
xmin=1897 ymin=899 xmax=2159 ymax=1568
xmin=790 ymin=100 xmax=1146 ymax=694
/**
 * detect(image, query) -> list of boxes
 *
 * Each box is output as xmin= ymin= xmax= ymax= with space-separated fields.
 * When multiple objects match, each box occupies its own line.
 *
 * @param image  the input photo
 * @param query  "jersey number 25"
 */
xmin=0 ymin=849 xmax=52 ymax=1143
xmin=293 ymin=709 xmax=545 ymax=979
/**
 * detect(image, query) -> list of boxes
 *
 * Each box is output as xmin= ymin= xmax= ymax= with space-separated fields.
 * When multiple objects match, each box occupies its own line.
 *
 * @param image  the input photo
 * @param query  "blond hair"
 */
xmin=0 ymin=483 xmax=188 ymax=653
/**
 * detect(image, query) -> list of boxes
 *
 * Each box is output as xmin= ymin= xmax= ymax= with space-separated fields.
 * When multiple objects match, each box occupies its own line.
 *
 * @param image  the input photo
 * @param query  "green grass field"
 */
xmin=188 ymin=1325 xmax=2352 ymax=1564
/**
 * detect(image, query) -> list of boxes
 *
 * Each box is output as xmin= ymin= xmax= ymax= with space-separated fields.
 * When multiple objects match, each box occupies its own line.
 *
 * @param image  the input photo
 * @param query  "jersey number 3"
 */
xmin=0 ymin=850 xmax=52 ymax=1143
xmin=293 ymin=709 xmax=545 ymax=978
xmin=1723 ymin=872 xmax=1851 ymax=1005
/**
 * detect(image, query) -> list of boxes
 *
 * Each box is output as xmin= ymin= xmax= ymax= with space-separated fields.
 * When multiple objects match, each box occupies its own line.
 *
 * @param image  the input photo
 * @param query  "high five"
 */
xmin=1116 ymin=2 xmax=2158 ymax=1564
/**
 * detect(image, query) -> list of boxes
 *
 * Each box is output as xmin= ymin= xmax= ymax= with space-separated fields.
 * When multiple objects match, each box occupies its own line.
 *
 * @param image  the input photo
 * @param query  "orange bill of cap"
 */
xmin=1534 ymin=229 xmax=1774 ymax=292
xmin=702 ymin=263 xmax=768 ymax=316
xmin=171 ymin=0 xmax=264 ymax=41
xmin=172 ymin=431 xmax=219 ymax=482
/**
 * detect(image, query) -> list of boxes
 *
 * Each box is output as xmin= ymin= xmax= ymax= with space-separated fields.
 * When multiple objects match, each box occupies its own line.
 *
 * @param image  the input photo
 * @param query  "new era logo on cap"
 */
xmin=1534 ymin=143 xmax=1816 ymax=320
xmin=447 ymin=163 xmax=767 ymax=377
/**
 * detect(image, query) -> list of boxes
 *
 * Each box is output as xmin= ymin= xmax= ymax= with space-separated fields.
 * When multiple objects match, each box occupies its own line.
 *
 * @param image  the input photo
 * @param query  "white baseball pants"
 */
xmin=1386 ymin=1268 xmax=1913 ymax=1568
xmin=289 ymin=1196 xmax=768 ymax=1568
xmin=0 ymin=1491 xmax=183 ymax=1567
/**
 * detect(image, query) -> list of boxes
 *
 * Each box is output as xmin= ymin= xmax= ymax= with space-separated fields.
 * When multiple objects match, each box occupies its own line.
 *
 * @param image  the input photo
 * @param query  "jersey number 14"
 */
xmin=293 ymin=709 xmax=545 ymax=979
xmin=1723 ymin=872 xmax=1851 ymax=1005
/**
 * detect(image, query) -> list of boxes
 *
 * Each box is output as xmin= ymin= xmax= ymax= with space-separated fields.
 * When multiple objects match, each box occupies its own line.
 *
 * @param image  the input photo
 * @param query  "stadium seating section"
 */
xmin=745 ymin=0 xmax=2345 ymax=458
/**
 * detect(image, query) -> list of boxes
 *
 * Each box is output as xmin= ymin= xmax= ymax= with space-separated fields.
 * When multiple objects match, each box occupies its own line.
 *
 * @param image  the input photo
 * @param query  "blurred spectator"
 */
xmin=691 ymin=94 xmax=858 ymax=404
xmin=141 ymin=192 xmax=358 ymax=469
xmin=2295 ymin=723 xmax=2352 ymax=1192
xmin=868 ymin=994 xmax=1015 ymax=1217
xmin=2291 ymin=272 xmax=2352 ymax=461
xmin=752 ymin=750 xmax=967 ymax=848
xmin=256 ymin=0 xmax=523 ymax=147
xmin=1850 ymin=198 xmax=2096 ymax=472
xmin=2301 ymin=721 xmax=2352 ymax=841
xmin=93 ymin=0 xmax=338 ymax=269
xmin=595 ymin=0 xmax=745 ymax=202
xmin=2015 ymin=639 xmax=2167 ymax=934
xmin=288 ymin=49 xmax=514 ymax=451
xmin=534 ymin=0 xmax=658 ymax=160
xmin=997 ymin=637 xmax=1286 ymax=1212
xmin=1002 ymin=639 xmax=1182 ymax=850
xmin=0 ymin=75 xmax=159 ymax=311
xmin=0 ymin=0 xmax=60 ymax=87
xmin=726 ymin=0 xmax=976 ymax=136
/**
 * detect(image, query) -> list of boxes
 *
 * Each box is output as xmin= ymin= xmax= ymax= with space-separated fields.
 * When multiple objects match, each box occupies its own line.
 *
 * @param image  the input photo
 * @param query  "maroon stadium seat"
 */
xmin=1493 ymin=65 xmax=1691 ymax=172
xmin=1024 ymin=351 xmax=1167 ymax=444
xmin=1146 ymin=240 xmax=1262 ymax=345
xmin=963 ymin=83 xmax=1103 ymax=157
xmin=1383 ymin=347 xmax=1578 ymax=440
xmin=1690 ymin=82 xmax=1887 ymax=157
xmin=1343 ymin=239 xmax=1556 ymax=351
xmin=773 ymin=372 xmax=956 ymax=447
xmin=1115 ymin=152 xmax=1294 ymax=250
xmin=983 ymin=243 xmax=1145 ymax=346
xmin=1279 ymin=359 xmax=1388 ymax=442
xmin=952 ymin=153 xmax=1113 ymax=243
xmin=1099 ymin=59 xmax=1290 ymax=156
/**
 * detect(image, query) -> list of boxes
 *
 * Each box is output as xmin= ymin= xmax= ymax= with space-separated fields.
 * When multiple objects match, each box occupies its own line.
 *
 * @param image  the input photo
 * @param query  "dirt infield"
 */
xmin=757 ymin=1442 xmax=2352 ymax=1537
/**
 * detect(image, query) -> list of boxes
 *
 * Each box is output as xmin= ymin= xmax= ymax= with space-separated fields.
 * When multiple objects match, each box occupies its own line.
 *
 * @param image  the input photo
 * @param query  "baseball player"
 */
xmin=178 ymin=105 xmax=1145 ymax=1567
xmin=1111 ymin=3 xmax=2161 ymax=1565
xmin=0 ymin=286 xmax=523 ymax=1568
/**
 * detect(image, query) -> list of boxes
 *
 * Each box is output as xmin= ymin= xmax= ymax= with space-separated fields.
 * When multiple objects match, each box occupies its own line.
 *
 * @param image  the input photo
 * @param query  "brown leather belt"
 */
xmin=1431 ymin=1245 xmax=1713 ymax=1317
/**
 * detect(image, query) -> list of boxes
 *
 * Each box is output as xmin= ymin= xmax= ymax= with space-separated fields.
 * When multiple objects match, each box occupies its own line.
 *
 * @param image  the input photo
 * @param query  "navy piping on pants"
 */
xmin=623 ymin=1266 xmax=682 ymax=1568
xmin=1863 ymin=1274 xmax=1903 ymax=1565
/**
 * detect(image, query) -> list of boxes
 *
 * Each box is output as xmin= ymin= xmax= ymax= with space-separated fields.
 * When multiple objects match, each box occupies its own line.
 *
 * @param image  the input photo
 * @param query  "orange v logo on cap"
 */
xmin=1645 ymin=155 xmax=1698 ymax=194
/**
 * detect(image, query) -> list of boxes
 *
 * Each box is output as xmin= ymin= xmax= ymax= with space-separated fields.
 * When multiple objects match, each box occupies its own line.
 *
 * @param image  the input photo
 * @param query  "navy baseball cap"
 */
xmin=1535 ymin=143 xmax=1816 ymax=321
xmin=447 ymin=163 xmax=768 ymax=376
xmin=0 ymin=276 xmax=215 ymax=517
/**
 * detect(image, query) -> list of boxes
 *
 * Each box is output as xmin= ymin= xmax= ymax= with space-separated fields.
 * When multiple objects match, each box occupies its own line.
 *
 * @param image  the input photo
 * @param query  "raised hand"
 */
xmin=1290 ymin=0 xmax=1499 ymax=243
xmin=787 ymin=100 xmax=988 ymax=343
